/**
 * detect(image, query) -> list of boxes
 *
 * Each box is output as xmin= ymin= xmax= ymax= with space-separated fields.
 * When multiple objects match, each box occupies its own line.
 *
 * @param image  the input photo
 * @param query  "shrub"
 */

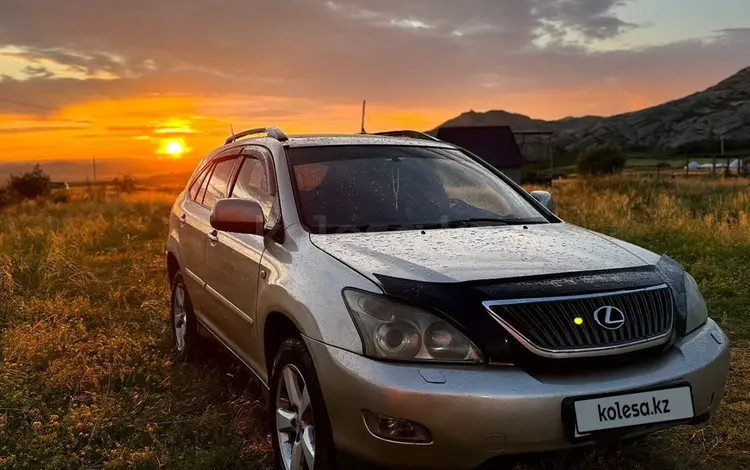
xmin=0 ymin=186 xmax=13 ymax=208
xmin=577 ymin=145 xmax=627 ymax=175
xmin=8 ymin=164 xmax=51 ymax=199
xmin=112 ymin=175 xmax=137 ymax=194
xmin=51 ymin=190 xmax=71 ymax=203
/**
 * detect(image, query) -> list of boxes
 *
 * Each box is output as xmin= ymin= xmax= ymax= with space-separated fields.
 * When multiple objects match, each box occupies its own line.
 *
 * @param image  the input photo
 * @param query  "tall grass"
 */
xmin=0 ymin=196 xmax=270 ymax=469
xmin=0 ymin=178 xmax=748 ymax=469
xmin=552 ymin=177 xmax=750 ymax=242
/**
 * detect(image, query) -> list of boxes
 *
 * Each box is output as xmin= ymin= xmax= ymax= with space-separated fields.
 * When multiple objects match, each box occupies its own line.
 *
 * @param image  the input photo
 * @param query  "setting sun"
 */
xmin=158 ymin=138 xmax=188 ymax=158
xmin=165 ymin=140 xmax=184 ymax=156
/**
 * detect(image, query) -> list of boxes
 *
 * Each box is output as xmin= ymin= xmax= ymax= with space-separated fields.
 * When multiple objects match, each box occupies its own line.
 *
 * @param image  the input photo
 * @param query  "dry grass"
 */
xmin=0 ymin=176 xmax=749 ymax=469
xmin=0 ymin=196 xmax=271 ymax=469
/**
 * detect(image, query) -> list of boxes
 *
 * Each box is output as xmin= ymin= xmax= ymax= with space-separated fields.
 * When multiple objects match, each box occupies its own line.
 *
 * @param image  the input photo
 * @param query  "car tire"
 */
xmin=270 ymin=337 xmax=337 ymax=470
xmin=170 ymin=272 xmax=200 ymax=361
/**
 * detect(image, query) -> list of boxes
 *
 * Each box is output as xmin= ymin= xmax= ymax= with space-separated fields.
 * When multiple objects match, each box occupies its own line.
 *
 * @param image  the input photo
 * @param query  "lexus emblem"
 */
xmin=593 ymin=306 xmax=626 ymax=330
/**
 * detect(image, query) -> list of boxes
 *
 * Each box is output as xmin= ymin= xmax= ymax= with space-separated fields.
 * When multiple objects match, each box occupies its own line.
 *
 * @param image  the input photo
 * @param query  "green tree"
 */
xmin=8 ymin=164 xmax=51 ymax=199
xmin=577 ymin=145 xmax=627 ymax=175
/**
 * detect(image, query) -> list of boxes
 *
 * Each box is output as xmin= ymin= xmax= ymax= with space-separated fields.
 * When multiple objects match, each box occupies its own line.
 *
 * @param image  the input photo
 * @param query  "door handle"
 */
xmin=179 ymin=213 xmax=187 ymax=227
xmin=208 ymin=230 xmax=219 ymax=246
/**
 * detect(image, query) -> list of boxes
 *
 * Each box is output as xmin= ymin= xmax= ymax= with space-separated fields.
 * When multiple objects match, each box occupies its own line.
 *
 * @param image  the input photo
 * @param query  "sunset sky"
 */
xmin=1 ymin=0 xmax=749 ymax=163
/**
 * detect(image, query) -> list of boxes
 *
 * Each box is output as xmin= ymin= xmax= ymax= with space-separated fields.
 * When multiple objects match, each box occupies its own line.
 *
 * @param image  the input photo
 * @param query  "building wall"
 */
xmin=499 ymin=167 xmax=523 ymax=185
xmin=514 ymin=134 xmax=553 ymax=165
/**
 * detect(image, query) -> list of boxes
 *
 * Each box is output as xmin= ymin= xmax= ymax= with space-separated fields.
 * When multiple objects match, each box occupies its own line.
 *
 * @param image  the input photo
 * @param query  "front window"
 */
xmin=201 ymin=157 xmax=238 ymax=210
xmin=288 ymin=145 xmax=549 ymax=233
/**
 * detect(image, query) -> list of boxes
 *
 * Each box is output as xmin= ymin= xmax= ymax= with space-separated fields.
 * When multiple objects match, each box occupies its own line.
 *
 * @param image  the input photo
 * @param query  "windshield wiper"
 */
xmin=314 ymin=218 xmax=545 ymax=234
xmin=447 ymin=218 xmax=547 ymax=227
xmin=321 ymin=224 xmax=419 ymax=233
xmin=358 ymin=219 xmax=514 ymax=231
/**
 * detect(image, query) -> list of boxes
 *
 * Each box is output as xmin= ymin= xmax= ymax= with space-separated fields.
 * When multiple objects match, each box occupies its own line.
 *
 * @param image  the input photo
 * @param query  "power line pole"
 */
xmin=548 ymin=134 xmax=554 ymax=179
xmin=712 ymin=152 xmax=717 ymax=178
xmin=92 ymin=155 xmax=97 ymax=185
xmin=360 ymin=100 xmax=367 ymax=134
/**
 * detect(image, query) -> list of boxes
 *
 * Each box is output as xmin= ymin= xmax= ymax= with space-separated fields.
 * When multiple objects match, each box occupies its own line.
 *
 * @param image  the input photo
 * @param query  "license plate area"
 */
xmin=562 ymin=383 xmax=695 ymax=440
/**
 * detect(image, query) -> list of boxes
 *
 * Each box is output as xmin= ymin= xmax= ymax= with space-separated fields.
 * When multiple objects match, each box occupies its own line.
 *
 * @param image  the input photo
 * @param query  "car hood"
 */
xmin=309 ymin=223 xmax=661 ymax=283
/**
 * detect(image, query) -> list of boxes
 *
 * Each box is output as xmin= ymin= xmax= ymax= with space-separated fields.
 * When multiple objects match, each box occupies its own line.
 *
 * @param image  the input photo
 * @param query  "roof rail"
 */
xmin=225 ymin=127 xmax=289 ymax=145
xmin=374 ymin=130 xmax=442 ymax=142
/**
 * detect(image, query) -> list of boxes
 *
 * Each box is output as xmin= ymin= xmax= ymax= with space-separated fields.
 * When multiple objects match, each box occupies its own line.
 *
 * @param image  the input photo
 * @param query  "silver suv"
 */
xmin=166 ymin=127 xmax=730 ymax=470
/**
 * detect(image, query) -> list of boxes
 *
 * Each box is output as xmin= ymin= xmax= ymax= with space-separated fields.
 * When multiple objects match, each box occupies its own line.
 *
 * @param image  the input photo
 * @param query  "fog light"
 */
xmin=362 ymin=410 xmax=432 ymax=444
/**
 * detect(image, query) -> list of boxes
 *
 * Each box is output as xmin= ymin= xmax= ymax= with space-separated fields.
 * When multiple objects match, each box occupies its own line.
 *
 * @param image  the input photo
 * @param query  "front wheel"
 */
xmin=270 ymin=337 xmax=336 ymax=470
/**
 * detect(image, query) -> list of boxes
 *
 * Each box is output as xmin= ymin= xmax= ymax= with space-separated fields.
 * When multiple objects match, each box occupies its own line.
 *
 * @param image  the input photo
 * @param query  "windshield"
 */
xmin=288 ymin=145 xmax=549 ymax=233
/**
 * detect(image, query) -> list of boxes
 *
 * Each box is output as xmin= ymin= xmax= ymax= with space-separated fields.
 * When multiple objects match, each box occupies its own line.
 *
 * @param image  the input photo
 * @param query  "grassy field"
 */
xmin=1 ymin=177 xmax=749 ymax=469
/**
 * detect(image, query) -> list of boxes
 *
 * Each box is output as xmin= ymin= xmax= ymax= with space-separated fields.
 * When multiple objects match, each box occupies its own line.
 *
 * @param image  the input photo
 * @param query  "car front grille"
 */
xmin=483 ymin=284 xmax=674 ymax=358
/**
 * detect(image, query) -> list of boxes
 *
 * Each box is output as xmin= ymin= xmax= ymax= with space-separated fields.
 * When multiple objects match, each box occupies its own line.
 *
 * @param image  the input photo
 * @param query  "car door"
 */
xmin=202 ymin=146 xmax=278 ymax=370
xmin=188 ymin=153 xmax=242 ymax=334
xmin=177 ymin=161 xmax=216 ymax=318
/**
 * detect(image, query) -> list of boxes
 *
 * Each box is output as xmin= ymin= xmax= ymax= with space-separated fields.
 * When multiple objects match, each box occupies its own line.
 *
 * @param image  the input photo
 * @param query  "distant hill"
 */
xmin=433 ymin=66 xmax=750 ymax=152
xmin=0 ymin=157 xmax=199 ymax=184
xmin=139 ymin=171 xmax=194 ymax=186
xmin=432 ymin=109 xmax=602 ymax=135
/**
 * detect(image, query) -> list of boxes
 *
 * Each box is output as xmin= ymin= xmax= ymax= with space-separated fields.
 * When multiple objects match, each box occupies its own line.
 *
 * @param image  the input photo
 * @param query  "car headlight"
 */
xmin=684 ymin=272 xmax=708 ymax=334
xmin=342 ymin=289 xmax=483 ymax=363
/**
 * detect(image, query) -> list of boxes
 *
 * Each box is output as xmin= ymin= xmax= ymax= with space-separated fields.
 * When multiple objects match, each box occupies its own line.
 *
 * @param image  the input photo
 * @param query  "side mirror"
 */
xmin=530 ymin=190 xmax=555 ymax=213
xmin=210 ymin=198 xmax=265 ymax=235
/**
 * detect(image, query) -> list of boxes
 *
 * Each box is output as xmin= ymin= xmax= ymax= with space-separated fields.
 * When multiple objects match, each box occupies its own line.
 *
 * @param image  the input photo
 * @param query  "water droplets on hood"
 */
xmin=310 ymin=223 xmax=656 ymax=283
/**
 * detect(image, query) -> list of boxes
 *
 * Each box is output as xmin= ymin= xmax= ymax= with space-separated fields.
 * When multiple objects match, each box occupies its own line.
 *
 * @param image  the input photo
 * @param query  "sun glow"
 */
xmin=165 ymin=140 xmax=184 ymax=155
xmin=158 ymin=138 xmax=188 ymax=158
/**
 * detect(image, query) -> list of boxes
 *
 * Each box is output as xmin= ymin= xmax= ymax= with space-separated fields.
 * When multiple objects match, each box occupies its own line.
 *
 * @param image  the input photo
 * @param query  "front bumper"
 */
xmin=305 ymin=319 xmax=730 ymax=470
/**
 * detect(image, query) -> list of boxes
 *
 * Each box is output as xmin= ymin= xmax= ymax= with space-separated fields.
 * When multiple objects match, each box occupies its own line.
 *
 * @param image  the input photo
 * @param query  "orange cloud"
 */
xmin=0 ymin=93 xmax=458 ymax=162
xmin=0 ymin=84 xmax=688 ymax=164
xmin=0 ymin=0 xmax=748 ymax=171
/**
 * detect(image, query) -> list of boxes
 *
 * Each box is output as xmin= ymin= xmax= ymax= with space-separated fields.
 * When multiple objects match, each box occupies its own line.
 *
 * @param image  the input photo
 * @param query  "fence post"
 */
xmin=712 ymin=154 xmax=717 ymax=178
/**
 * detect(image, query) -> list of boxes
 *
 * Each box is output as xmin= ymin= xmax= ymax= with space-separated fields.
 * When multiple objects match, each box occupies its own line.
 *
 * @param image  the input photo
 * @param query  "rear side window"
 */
xmin=189 ymin=165 xmax=210 ymax=201
xmin=195 ymin=164 xmax=214 ymax=204
xmin=202 ymin=158 xmax=238 ymax=209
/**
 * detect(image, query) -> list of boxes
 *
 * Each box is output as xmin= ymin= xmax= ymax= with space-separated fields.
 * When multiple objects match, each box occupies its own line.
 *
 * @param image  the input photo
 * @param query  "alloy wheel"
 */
xmin=172 ymin=282 xmax=187 ymax=352
xmin=275 ymin=364 xmax=316 ymax=470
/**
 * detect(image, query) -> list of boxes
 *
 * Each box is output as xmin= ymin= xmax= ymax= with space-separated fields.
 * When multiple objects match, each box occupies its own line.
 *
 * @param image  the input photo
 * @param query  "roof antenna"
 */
xmin=360 ymin=100 xmax=367 ymax=134
xmin=229 ymin=123 xmax=236 ymax=137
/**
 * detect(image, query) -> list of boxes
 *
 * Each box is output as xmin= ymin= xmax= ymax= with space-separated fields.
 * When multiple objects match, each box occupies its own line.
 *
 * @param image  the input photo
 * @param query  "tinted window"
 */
xmin=233 ymin=158 xmax=268 ymax=194
xmin=195 ymin=163 xmax=214 ymax=204
xmin=202 ymin=158 xmax=237 ymax=209
xmin=288 ymin=146 xmax=548 ymax=233
xmin=231 ymin=157 xmax=274 ymax=221
xmin=189 ymin=165 xmax=210 ymax=201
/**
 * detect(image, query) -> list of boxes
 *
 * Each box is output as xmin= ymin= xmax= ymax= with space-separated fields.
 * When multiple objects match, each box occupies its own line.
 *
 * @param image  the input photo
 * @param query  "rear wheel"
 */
xmin=270 ymin=337 xmax=336 ymax=470
xmin=170 ymin=272 xmax=200 ymax=360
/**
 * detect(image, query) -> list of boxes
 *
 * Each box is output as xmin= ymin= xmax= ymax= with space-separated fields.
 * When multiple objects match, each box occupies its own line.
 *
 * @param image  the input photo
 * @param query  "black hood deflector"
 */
xmin=374 ymin=258 xmax=684 ymax=364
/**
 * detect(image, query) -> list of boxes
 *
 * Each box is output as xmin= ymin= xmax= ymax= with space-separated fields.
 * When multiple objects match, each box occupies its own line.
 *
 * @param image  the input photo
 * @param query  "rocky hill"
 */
xmin=434 ymin=66 xmax=750 ymax=151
